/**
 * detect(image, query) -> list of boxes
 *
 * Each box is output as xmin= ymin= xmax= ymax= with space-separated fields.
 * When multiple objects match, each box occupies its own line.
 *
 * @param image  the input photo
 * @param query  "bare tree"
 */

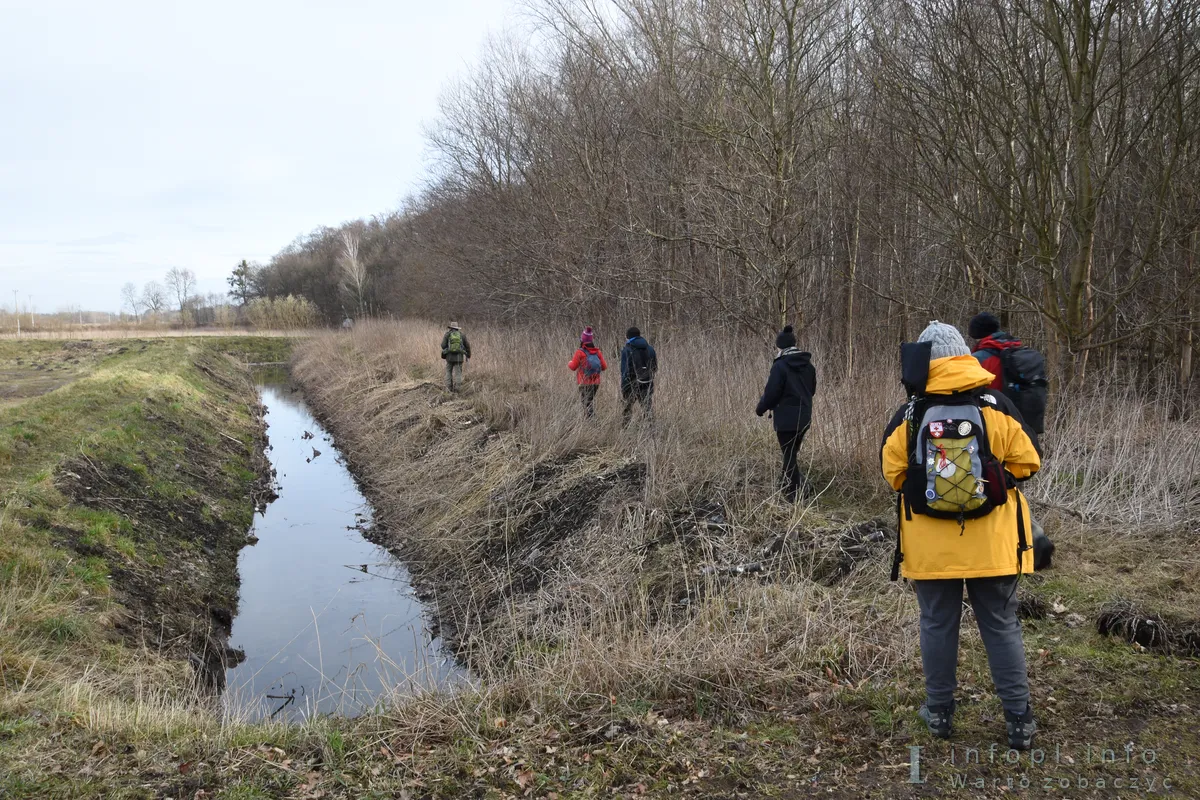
xmin=245 ymin=0 xmax=1200 ymax=401
xmin=338 ymin=229 xmax=368 ymax=318
xmin=120 ymin=281 xmax=142 ymax=323
xmin=141 ymin=281 xmax=168 ymax=317
xmin=165 ymin=267 xmax=198 ymax=325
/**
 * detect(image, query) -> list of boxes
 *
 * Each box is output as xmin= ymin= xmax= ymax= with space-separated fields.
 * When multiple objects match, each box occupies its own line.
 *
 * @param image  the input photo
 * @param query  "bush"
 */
xmin=245 ymin=296 xmax=321 ymax=330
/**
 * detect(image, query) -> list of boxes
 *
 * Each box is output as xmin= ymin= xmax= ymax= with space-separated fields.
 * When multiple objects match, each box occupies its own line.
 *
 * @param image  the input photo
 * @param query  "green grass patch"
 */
xmin=113 ymin=536 xmax=137 ymax=559
xmin=36 ymin=614 xmax=87 ymax=643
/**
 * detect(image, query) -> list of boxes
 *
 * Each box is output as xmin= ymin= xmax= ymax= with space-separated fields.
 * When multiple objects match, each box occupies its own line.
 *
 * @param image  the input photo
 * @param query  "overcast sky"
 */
xmin=0 ymin=0 xmax=517 ymax=313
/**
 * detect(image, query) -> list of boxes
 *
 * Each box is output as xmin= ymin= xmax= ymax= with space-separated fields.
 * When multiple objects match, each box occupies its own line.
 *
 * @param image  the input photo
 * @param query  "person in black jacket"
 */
xmin=755 ymin=325 xmax=817 ymax=502
xmin=619 ymin=327 xmax=658 ymax=425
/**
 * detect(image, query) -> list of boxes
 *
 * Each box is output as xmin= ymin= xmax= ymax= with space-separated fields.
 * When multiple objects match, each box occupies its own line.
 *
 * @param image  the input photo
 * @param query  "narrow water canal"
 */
xmin=224 ymin=378 xmax=459 ymax=720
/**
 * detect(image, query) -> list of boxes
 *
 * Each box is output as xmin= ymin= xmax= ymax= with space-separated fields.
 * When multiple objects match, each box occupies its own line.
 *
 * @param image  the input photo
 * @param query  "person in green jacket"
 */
xmin=440 ymin=322 xmax=472 ymax=392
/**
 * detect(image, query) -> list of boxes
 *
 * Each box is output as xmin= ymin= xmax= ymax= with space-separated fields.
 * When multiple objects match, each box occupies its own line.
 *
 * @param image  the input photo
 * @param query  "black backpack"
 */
xmin=977 ymin=345 xmax=1049 ymax=434
xmin=630 ymin=345 xmax=654 ymax=384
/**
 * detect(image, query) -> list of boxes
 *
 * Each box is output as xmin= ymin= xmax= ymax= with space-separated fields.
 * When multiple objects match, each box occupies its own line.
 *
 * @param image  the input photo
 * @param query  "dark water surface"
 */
xmin=224 ymin=381 xmax=460 ymax=720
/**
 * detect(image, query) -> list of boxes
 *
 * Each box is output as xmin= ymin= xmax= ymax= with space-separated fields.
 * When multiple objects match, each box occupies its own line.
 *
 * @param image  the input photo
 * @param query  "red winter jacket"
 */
xmin=972 ymin=332 xmax=1023 ymax=391
xmin=568 ymin=346 xmax=608 ymax=386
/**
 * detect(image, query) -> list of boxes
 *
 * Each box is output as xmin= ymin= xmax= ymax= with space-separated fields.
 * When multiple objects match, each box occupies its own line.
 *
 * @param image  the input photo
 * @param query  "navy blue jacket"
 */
xmin=620 ymin=337 xmax=657 ymax=391
xmin=755 ymin=349 xmax=817 ymax=432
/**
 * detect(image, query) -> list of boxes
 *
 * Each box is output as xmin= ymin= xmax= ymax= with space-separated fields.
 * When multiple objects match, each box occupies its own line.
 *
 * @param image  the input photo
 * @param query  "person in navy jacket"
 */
xmin=619 ymin=327 xmax=657 ymax=424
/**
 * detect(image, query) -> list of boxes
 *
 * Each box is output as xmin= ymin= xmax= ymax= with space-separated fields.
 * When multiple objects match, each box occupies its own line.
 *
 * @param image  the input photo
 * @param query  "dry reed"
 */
xmin=294 ymin=319 xmax=1199 ymax=724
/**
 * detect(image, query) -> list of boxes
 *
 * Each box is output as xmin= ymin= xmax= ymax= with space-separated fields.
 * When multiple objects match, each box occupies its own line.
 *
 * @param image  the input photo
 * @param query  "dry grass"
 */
xmin=1028 ymin=386 xmax=1200 ymax=528
xmin=2 ymin=324 xmax=1198 ymax=797
xmin=292 ymin=319 xmax=1199 ymax=733
xmin=294 ymin=321 xmax=911 ymax=713
xmin=0 ymin=326 xmax=319 ymax=341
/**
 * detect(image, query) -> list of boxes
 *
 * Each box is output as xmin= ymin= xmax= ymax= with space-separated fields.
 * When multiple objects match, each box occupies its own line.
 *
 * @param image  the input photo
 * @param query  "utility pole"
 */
xmin=12 ymin=289 xmax=18 ymax=336
xmin=28 ymin=295 xmax=32 ymax=328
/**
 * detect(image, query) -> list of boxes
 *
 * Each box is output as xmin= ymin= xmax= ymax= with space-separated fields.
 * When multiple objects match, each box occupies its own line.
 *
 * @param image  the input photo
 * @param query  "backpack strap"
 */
xmin=1015 ymin=488 xmax=1029 ymax=575
xmin=903 ymin=396 xmax=920 ymax=464
xmin=890 ymin=492 xmax=910 ymax=582
xmin=893 ymin=398 xmax=921 ymax=583
xmin=973 ymin=347 xmax=999 ymax=362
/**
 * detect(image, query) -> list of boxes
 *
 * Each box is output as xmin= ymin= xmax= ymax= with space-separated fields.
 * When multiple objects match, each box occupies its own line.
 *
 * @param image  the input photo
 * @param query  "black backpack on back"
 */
xmin=629 ymin=345 xmax=654 ymax=384
xmin=978 ymin=345 xmax=1049 ymax=434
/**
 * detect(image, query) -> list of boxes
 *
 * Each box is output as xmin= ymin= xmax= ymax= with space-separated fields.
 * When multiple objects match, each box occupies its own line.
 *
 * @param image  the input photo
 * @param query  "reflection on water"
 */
xmin=223 ymin=380 xmax=461 ymax=720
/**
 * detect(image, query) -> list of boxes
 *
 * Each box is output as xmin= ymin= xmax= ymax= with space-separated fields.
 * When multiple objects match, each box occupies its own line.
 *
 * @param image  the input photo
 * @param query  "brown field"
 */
xmin=0 ymin=325 xmax=319 ymax=341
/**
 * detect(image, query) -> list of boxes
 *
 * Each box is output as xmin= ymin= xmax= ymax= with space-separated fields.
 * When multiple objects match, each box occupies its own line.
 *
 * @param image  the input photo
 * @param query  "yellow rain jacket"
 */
xmin=881 ymin=355 xmax=1041 ymax=579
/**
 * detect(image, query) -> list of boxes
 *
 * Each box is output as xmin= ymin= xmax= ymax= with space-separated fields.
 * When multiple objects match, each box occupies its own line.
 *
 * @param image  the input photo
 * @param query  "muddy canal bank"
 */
xmin=47 ymin=344 xmax=277 ymax=691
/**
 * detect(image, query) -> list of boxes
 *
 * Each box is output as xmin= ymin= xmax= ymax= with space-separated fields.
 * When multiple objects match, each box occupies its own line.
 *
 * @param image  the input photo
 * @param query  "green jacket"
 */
xmin=441 ymin=329 xmax=472 ymax=364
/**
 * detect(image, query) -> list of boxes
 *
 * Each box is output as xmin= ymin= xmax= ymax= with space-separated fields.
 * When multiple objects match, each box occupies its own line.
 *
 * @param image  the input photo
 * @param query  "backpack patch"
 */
xmin=903 ymin=397 xmax=1008 ymax=520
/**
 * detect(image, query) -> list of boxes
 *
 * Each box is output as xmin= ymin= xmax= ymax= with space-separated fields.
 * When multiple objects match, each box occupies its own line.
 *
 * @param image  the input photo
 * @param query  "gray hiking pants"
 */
xmin=913 ymin=576 xmax=1030 ymax=716
xmin=445 ymin=361 xmax=463 ymax=391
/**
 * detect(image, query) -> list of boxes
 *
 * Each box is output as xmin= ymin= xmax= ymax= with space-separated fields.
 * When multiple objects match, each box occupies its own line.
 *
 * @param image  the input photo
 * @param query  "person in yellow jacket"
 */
xmin=881 ymin=321 xmax=1042 ymax=750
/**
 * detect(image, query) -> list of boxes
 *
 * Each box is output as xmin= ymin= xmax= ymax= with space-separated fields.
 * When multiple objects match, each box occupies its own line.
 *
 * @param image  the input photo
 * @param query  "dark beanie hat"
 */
xmin=626 ymin=326 xmax=640 ymax=339
xmin=968 ymin=312 xmax=1001 ymax=340
xmin=775 ymin=325 xmax=797 ymax=349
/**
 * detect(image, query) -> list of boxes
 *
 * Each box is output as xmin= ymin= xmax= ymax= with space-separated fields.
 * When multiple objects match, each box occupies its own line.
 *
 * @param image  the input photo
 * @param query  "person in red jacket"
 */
xmin=967 ymin=312 xmax=1023 ymax=392
xmin=568 ymin=326 xmax=607 ymax=417
xmin=969 ymin=311 xmax=1056 ymax=572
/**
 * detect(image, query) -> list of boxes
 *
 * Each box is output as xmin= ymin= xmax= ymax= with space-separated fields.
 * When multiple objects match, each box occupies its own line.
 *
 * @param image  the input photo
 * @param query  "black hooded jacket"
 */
xmin=620 ymin=336 xmax=658 ymax=392
xmin=755 ymin=349 xmax=817 ymax=432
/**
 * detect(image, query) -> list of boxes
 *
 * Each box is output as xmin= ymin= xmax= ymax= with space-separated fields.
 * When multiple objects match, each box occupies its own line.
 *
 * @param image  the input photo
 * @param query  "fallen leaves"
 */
xmin=296 ymin=770 xmax=327 ymax=799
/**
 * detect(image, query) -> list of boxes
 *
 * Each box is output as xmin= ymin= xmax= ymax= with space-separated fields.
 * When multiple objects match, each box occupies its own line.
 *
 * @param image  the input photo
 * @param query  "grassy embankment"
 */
xmin=1 ymin=327 xmax=1196 ymax=799
xmin=0 ymin=328 xmax=319 ymax=343
xmin=0 ymin=337 xmax=306 ymax=798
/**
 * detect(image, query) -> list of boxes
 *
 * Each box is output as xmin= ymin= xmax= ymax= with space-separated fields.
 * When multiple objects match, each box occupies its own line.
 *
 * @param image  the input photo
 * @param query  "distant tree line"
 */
xmin=113 ymin=262 xmax=319 ymax=331
xmin=247 ymin=216 xmax=451 ymax=323
xmin=251 ymin=0 xmax=1200 ymax=399
xmin=119 ymin=266 xmax=237 ymax=328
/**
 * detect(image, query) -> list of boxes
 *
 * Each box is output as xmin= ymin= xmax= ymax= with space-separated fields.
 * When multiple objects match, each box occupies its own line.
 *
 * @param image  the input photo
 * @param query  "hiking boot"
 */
xmin=918 ymin=703 xmax=954 ymax=739
xmin=1005 ymin=705 xmax=1037 ymax=750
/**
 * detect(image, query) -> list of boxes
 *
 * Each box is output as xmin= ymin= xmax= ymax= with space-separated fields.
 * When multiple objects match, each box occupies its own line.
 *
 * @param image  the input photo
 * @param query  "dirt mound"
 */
xmin=404 ymin=451 xmax=647 ymax=660
xmin=1097 ymin=600 xmax=1200 ymax=657
xmin=0 ymin=340 xmax=130 ymax=401
xmin=485 ymin=457 xmax=647 ymax=595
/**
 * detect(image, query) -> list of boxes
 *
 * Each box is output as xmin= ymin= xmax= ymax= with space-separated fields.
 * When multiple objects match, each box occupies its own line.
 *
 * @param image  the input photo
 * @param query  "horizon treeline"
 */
xmin=251 ymin=0 xmax=1199 ymax=394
